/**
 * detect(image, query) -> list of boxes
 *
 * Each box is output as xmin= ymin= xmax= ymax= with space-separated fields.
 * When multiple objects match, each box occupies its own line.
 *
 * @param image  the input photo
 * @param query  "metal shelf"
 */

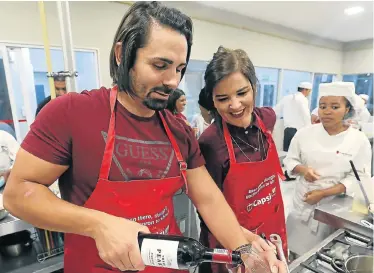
xmin=0 ymin=241 xmax=63 ymax=273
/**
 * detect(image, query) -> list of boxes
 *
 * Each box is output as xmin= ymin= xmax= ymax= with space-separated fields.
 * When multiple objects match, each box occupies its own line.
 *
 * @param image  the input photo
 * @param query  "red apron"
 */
xmin=64 ymin=87 xmax=187 ymax=273
xmin=202 ymin=114 xmax=288 ymax=273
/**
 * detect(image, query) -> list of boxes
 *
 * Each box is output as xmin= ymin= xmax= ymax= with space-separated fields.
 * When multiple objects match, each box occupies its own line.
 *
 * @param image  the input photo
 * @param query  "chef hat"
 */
xmin=298 ymin=82 xmax=312 ymax=90
xmin=318 ymin=82 xmax=355 ymax=106
xmin=359 ymin=94 xmax=369 ymax=102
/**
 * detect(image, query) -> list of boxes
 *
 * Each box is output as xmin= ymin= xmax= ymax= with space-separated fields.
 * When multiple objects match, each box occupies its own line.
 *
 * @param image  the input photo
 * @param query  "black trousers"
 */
xmin=283 ymin=127 xmax=297 ymax=152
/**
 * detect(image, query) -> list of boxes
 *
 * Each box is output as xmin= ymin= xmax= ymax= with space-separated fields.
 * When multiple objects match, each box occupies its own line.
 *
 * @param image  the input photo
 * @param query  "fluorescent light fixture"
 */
xmin=344 ymin=6 xmax=364 ymax=16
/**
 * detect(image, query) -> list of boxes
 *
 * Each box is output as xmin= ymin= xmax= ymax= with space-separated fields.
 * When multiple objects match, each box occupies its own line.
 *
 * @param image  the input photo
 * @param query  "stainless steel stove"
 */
xmin=289 ymin=229 xmax=373 ymax=273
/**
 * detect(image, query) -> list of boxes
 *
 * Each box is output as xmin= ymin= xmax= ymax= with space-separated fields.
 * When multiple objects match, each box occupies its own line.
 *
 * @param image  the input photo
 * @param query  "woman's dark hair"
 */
xmin=167 ymin=89 xmax=185 ymax=113
xmin=198 ymin=87 xmax=214 ymax=111
xmin=203 ymin=46 xmax=258 ymax=127
xmin=109 ymin=1 xmax=193 ymax=95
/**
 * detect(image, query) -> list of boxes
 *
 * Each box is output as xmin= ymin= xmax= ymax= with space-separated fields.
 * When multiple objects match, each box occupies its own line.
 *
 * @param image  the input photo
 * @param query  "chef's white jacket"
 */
xmin=284 ymin=124 xmax=371 ymax=228
xmin=274 ymin=92 xmax=311 ymax=130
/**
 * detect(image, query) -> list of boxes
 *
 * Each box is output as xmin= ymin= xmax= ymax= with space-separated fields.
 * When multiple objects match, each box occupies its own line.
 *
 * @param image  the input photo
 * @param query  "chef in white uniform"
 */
xmin=0 ymin=130 xmax=19 ymax=187
xmin=284 ymin=82 xmax=372 ymax=257
xmin=274 ymin=82 xmax=312 ymax=152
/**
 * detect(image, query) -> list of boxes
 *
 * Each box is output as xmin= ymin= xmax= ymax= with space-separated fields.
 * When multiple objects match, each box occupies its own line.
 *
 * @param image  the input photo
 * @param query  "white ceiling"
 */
xmin=199 ymin=1 xmax=373 ymax=42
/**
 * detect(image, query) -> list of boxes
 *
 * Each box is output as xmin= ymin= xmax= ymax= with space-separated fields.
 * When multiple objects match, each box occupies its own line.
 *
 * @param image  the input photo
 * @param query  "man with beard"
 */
xmin=3 ymin=2 xmax=284 ymax=273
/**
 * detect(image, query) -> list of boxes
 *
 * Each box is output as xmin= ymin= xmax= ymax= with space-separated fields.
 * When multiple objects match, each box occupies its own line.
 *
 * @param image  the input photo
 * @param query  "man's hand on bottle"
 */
xmin=91 ymin=213 xmax=150 ymax=271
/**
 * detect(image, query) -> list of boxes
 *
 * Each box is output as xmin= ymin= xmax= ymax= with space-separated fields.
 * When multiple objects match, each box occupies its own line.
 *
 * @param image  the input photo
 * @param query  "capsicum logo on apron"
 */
xmin=246 ymin=187 xmax=277 ymax=212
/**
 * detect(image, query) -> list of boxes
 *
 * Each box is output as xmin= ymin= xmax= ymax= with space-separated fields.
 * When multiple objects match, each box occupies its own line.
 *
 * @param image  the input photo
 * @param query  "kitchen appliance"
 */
xmin=331 ymin=254 xmax=373 ymax=273
xmin=0 ymin=230 xmax=33 ymax=257
xmin=290 ymin=229 xmax=373 ymax=273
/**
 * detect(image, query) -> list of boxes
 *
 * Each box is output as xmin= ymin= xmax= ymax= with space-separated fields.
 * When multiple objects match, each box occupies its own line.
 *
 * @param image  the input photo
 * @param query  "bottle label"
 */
xmin=141 ymin=238 xmax=179 ymax=269
xmin=212 ymin=249 xmax=233 ymax=264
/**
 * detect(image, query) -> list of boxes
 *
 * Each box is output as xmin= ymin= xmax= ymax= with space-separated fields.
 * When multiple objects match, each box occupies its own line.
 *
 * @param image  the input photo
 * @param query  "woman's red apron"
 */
xmin=64 ymin=87 xmax=188 ymax=273
xmin=201 ymin=114 xmax=288 ymax=273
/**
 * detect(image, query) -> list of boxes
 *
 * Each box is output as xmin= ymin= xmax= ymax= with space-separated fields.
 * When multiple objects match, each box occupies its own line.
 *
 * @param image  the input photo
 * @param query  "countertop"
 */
xmin=314 ymin=196 xmax=373 ymax=238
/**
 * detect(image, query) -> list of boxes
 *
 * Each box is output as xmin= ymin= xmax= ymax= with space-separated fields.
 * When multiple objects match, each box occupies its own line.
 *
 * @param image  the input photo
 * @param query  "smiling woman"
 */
xmin=198 ymin=46 xmax=288 ymax=273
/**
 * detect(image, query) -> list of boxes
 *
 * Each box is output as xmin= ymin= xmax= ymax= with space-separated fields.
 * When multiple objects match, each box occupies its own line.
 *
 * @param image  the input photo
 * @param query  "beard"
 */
xmin=142 ymin=87 xmax=175 ymax=111
xmin=143 ymin=97 xmax=169 ymax=111
xmin=128 ymin=70 xmax=175 ymax=111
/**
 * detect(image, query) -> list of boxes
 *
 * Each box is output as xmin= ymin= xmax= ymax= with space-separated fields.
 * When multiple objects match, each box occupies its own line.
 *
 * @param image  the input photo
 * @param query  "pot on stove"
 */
xmin=331 ymin=254 xmax=373 ymax=273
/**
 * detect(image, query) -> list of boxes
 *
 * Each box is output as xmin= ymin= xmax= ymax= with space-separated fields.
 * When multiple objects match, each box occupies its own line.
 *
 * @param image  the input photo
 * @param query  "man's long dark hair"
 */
xmin=109 ymin=1 xmax=193 ymax=95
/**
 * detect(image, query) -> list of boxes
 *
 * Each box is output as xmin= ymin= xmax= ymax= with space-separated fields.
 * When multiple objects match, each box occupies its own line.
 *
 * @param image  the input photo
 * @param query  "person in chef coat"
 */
xmin=274 ymin=82 xmax=312 ymax=152
xmin=0 ymin=130 xmax=19 ymax=187
xmin=3 ymin=2 xmax=285 ymax=273
xmin=359 ymin=94 xmax=369 ymax=107
xmin=350 ymin=94 xmax=371 ymax=124
xmin=198 ymin=46 xmax=288 ymax=273
xmin=284 ymin=82 xmax=372 ymax=257
xmin=190 ymin=88 xmax=213 ymax=138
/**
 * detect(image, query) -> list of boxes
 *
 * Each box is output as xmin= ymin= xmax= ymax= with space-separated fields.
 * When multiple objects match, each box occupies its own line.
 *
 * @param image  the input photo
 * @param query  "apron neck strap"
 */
xmin=222 ymin=112 xmax=269 ymax=164
xmin=158 ymin=112 xmax=188 ymax=192
xmin=254 ymin=112 xmax=268 ymax=134
xmin=99 ymin=87 xmax=118 ymax=180
xmin=222 ymin=121 xmax=237 ymax=164
xmin=99 ymin=88 xmax=188 ymax=191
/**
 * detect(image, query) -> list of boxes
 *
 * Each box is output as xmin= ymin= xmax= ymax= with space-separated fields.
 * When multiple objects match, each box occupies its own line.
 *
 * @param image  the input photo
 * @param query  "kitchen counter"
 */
xmin=0 ymin=214 xmax=33 ymax=237
xmin=314 ymin=196 xmax=373 ymax=238
xmin=289 ymin=229 xmax=344 ymax=272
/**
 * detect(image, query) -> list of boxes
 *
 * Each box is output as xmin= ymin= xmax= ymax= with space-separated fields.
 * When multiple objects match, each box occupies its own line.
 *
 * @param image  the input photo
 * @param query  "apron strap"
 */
xmin=159 ymin=112 xmax=188 ymax=193
xmin=222 ymin=121 xmax=237 ymax=164
xmin=99 ymin=87 xmax=118 ymax=180
xmin=98 ymin=88 xmax=189 ymax=189
xmin=255 ymin=113 xmax=286 ymax=180
xmin=222 ymin=112 xmax=285 ymax=179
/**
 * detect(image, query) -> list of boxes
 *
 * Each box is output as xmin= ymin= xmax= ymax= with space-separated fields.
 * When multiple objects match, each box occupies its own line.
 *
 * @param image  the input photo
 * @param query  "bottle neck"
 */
xmin=203 ymin=249 xmax=242 ymax=265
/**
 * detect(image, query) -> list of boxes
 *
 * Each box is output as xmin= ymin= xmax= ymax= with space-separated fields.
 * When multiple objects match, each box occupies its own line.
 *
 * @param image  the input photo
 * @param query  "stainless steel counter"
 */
xmin=289 ymin=229 xmax=345 ymax=272
xmin=0 ymin=214 xmax=33 ymax=237
xmin=314 ymin=196 xmax=373 ymax=238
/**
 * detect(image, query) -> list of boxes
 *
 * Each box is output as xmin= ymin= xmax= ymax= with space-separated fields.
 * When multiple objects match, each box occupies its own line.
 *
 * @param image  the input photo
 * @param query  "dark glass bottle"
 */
xmin=138 ymin=233 xmax=242 ymax=270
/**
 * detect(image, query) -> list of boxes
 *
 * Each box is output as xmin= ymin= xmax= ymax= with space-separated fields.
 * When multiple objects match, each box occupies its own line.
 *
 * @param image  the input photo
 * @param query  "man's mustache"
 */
xmin=150 ymin=86 xmax=175 ymax=95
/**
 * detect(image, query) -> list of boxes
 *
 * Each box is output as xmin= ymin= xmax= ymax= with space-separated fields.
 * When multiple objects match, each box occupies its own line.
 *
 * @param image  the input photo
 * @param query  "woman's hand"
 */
xmin=303 ymin=190 xmax=325 ymax=205
xmin=228 ymin=249 xmax=287 ymax=273
xmin=301 ymin=167 xmax=320 ymax=182
xmin=240 ymin=227 xmax=275 ymax=252
xmin=234 ymin=228 xmax=286 ymax=273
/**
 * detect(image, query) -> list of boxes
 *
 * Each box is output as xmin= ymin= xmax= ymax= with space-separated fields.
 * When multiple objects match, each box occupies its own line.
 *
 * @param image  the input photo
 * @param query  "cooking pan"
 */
xmin=331 ymin=254 xmax=373 ymax=273
xmin=0 ymin=230 xmax=34 ymax=257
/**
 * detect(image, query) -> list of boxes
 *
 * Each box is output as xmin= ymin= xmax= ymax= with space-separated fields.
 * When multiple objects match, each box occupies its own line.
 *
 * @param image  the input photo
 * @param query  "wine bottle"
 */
xmin=138 ymin=233 xmax=242 ymax=270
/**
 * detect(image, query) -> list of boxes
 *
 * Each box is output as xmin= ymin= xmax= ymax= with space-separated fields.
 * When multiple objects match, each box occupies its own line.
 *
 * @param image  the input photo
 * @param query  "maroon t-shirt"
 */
xmin=22 ymin=87 xmax=205 ymax=206
xmin=198 ymin=107 xmax=276 ymax=191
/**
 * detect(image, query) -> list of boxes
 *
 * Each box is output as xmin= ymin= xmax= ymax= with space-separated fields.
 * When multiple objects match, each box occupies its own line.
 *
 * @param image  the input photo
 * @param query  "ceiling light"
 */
xmin=344 ymin=6 xmax=364 ymax=16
